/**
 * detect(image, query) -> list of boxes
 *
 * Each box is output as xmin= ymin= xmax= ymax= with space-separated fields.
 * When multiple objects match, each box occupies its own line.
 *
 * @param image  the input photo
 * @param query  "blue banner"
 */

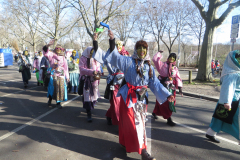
xmin=0 ymin=48 xmax=13 ymax=66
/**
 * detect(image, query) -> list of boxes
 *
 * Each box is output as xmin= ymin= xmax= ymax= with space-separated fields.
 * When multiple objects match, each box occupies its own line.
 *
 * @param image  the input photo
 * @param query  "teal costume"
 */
xmin=209 ymin=50 xmax=240 ymax=140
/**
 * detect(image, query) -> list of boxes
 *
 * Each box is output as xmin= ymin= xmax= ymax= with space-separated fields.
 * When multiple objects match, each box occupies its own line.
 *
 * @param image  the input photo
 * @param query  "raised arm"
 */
xmin=152 ymin=51 xmax=164 ymax=74
xmin=104 ymin=30 xmax=132 ymax=73
xmin=42 ymin=39 xmax=60 ymax=62
xmin=92 ymin=32 xmax=107 ymax=64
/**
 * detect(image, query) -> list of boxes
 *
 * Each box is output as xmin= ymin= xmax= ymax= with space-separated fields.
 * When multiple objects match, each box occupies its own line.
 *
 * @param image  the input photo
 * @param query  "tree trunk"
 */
xmin=33 ymin=43 xmax=36 ymax=53
xmin=196 ymin=24 xmax=215 ymax=81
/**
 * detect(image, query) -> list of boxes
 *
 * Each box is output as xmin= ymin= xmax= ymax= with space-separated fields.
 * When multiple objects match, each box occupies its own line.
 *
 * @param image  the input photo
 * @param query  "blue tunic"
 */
xmin=104 ymin=48 xmax=171 ymax=108
xmin=93 ymin=49 xmax=124 ymax=85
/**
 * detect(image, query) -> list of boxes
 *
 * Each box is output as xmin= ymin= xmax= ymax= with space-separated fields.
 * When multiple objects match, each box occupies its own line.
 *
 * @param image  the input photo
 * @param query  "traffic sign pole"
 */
xmin=231 ymin=15 xmax=240 ymax=51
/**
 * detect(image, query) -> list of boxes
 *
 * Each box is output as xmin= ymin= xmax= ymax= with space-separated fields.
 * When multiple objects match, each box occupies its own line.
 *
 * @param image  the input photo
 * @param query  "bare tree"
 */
xmin=3 ymin=0 xmax=44 ymax=52
xmin=68 ymin=0 xmax=132 ymax=39
xmin=35 ymin=0 xmax=81 ymax=47
xmin=111 ymin=14 xmax=137 ymax=45
xmin=191 ymin=0 xmax=240 ymax=81
xmin=187 ymin=2 xmax=207 ymax=67
xmin=146 ymin=0 xmax=193 ymax=53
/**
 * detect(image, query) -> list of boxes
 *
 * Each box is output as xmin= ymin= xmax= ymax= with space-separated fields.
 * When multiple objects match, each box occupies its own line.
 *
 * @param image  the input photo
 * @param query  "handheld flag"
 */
xmin=96 ymin=28 xmax=104 ymax=33
xmin=100 ymin=22 xmax=110 ymax=30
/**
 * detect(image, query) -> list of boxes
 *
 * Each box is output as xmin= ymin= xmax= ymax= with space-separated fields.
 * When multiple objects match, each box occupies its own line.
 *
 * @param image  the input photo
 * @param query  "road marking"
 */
xmin=176 ymin=122 xmax=239 ymax=145
xmin=0 ymin=86 xmax=40 ymax=98
xmin=149 ymin=113 xmax=239 ymax=146
xmin=0 ymin=95 xmax=80 ymax=142
xmin=146 ymin=114 xmax=152 ymax=154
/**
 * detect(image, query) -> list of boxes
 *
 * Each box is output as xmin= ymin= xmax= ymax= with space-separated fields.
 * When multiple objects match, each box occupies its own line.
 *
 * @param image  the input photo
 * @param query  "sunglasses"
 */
xmin=56 ymin=47 xmax=64 ymax=51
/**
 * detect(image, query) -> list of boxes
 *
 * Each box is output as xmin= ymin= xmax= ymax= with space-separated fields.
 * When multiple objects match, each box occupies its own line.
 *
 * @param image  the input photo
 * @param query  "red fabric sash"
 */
xmin=126 ymin=82 xmax=147 ymax=106
xmin=112 ymin=72 xmax=124 ymax=76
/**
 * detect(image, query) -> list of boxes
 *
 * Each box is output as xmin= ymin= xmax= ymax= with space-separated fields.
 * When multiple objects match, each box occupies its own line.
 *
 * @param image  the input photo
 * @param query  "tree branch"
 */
xmin=216 ymin=0 xmax=230 ymax=8
xmin=190 ymin=0 xmax=207 ymax=21
xmin=214 ymin=1 xmax=240 ymax=27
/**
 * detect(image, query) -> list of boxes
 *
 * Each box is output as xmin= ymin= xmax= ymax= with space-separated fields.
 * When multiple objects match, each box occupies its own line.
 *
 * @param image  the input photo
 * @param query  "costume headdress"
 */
xmin=54 ymin=44 xmax=65 ymax=56
xmin=131 ymin=40 xmax=152 ymax=78
xmin=221 ymin=50 xmax=240 ymax=78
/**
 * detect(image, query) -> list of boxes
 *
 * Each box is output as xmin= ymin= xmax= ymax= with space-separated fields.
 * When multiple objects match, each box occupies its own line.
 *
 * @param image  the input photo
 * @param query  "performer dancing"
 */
xmin=152 ymin=51 xmax=183 ymax=126
xmin=79 ymin=43 xmax=101 ymax=122
xmin=43 ymin=40 xmax=69 ymax=109
xmin=68 ymin=50 xmax=80 ymax=94
xmin=18 ymin=50 xmax=32 ymax=88
xmin=206 ymin=50 xmax=240 ymax=144
xmin=101 ymin=30 xmax=174 ymax=160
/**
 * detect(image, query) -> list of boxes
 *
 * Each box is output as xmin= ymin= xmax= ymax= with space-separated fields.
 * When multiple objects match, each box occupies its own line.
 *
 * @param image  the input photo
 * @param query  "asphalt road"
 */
xmin=0 ymin=64 xmax=239 ymax=160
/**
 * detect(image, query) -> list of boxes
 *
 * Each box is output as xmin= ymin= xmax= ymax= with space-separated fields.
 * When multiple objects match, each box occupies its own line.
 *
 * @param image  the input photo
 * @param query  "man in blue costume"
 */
xmin=95 ymin=30 xmax=175 ymax=160
xmin=206 ymin=50 xmax=240 ymax=145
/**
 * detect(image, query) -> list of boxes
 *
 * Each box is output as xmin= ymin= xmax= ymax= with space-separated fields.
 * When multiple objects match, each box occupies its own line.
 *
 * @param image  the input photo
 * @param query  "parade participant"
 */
xmin=43 ymin=40 xmax=69 ymax=109
xmin=79 ymin=44 xmax=101 ymax=122
xmin=211 ymin=59 xmax=216 ymax=75
xmin=151 ymin=51 xmax=183 ymax=126
xmin=216 ymin=60 xmax=221 ymax=70
xmin=40 ymin=50 xmax=51 ymax=88
xmin=116 ymin=40 xmax=129 ymax=56
xmin=68 ymin=50 xmax=80 ymax=94
xmin=92 ymin=35 xmax=127 ymax=125
xmin=206 ymin=50 xmax=240 ymax=144
xmin=14 ymin=54 xmax=18 ymax=62
xmin=102 ymin=30 xmax=174 ymax=160
xmin=18 ymin=50 xmax=32 ymax=88
xmin=33 ymin=51 xmax=43 ymax=86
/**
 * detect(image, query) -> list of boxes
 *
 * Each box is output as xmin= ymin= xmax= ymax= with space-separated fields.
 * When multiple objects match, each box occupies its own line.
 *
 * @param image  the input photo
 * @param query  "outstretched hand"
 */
xmin=108 ymin=30 xmax=114 ymax=40
xmin=47 ymin=39 xmax=55 ymax=46
xmin=167 ymin=95 xmax=175 ymax=102
xmin=93 ymin=32 xmax=98 ymax=41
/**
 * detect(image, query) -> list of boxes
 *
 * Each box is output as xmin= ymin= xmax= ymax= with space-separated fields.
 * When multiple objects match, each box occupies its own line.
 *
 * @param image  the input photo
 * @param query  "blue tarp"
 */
xmin=0 ymin=48 xmax=13 ymax=66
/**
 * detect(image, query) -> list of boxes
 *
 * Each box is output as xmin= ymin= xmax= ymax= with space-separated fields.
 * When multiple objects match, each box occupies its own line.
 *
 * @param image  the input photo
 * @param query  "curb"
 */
xmin=176 ymin=91 xmax=218 ymax=102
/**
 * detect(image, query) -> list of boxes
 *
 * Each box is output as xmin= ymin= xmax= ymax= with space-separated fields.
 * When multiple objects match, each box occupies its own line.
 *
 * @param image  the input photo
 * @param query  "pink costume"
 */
xmin=152 ymin=52 xmax=182 ymax=119
xmin=33 ymin=55 xmax=43 ymax=84
xmin=79 ymin=47 xmax=101 ymax=109
xmin=43 ymin=48 xmax=69 ymax=79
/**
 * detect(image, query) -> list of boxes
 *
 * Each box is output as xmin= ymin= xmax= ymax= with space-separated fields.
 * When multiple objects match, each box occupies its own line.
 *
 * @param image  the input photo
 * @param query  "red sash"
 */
xmin=126 ymin=82 xmax=147 ymax=106
xmin=112 ymin=72 xmax=124 ymax=76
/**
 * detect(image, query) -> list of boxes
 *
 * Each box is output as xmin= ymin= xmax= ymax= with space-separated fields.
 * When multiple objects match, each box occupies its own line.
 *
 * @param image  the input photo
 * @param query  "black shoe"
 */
xmin=141 ymin=149 xmax=156 ymax=160
xmin=24 ymin=82 xmax=27 ymax=88
xmin=37 ymin=82 xmax=40 ymax=86
xmin=87 ymin=110 xmax=92 ymax=122
xmin=48 ymin=100 xmax=52 ymax=108
xmin=107 ymin=117 xmax=112 ymax=125
xmin=206 ymin=134 xmax=220 ymax=143
xmin=152 ymin=113 xmax=158 ymax=119
xmin=41 ymin=83 xmax=43 ymax=86
xmin=57 ymin=104 xmax=62 ymax=109
xmin=167 ymin=117 xmax=176 ymax=126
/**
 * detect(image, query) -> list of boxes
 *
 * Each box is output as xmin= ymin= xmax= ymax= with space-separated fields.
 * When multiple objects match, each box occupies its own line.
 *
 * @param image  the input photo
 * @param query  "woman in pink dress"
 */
xmin=79 ymin=46 xmax=101 ymax=122
xmin=43 ymin=40 xmax=69 ymax=109
xmin=152 ymin=51 xmax=183 ymax=126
